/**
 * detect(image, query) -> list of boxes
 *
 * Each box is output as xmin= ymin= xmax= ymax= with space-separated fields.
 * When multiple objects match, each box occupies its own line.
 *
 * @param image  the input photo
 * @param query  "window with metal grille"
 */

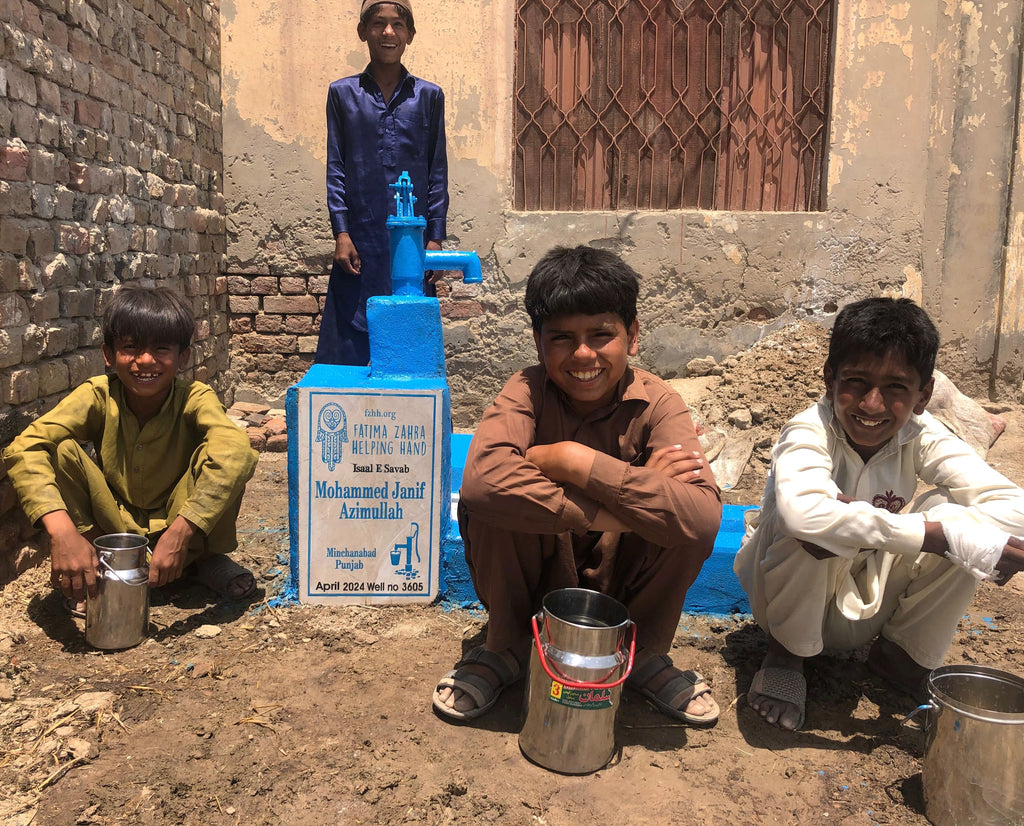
xmin=514 ymin=0 xmax=834 ymax=211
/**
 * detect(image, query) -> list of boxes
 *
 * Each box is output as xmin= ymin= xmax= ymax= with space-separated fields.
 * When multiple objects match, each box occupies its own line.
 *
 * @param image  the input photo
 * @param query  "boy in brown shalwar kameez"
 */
xmin=432 ymin=246 xmax=723 ymax=724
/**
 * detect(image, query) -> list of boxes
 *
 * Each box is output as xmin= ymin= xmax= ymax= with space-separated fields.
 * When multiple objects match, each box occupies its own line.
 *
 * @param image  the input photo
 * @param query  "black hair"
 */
xmin=524 ymin=246 xmax=640 ymax=332
xmin=826 ymin=297 xmax=940 ymax=386
xmin=103 ymin=285 xmax=195 ymax=351
xmin=360 ymin=2 xmax=415 ymax=34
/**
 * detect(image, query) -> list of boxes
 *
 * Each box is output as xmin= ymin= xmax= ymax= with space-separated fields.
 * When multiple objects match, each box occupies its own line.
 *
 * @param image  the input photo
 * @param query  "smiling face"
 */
xmin=103 ymin=337 xmax=190 ymax=422
xmin=358 ymin=4 xmax=414 ymax=67
xmin=534 ymin=312 xmax=639 ymax=415
xmin=824 ymin=350 xmax=933 ymax=461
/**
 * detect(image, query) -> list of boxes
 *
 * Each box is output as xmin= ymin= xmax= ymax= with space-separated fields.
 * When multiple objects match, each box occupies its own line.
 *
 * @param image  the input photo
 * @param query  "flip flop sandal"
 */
xmin=747 ymin=666 xmax=806 ymax=730
xmin=63 ymin=596 xmax=86 ymax=619
xmin=432 ymin=646 xmax=523 ymax=722
xmin=193 ymin=555 xmax=258 ymax=599
xmin=627 ymin=653 xmax=721 ymax=727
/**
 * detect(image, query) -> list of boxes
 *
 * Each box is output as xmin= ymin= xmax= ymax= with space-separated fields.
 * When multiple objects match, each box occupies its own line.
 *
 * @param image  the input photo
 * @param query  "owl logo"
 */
xmin=315 ymin=403 xmax=348 ymax=471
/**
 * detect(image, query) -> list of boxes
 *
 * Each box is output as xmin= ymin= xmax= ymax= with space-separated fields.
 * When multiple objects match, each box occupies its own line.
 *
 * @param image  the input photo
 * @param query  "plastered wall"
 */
xmin=221 ymin=0 xmax=1024 ymax=422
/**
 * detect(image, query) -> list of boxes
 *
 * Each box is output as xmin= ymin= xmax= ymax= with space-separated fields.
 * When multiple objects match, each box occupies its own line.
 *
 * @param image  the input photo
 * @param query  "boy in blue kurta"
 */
xmin=318 ymin=0 xmax=449 ymax=365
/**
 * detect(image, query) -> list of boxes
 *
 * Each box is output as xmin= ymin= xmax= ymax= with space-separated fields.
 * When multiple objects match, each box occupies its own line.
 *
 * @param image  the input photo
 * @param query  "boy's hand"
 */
xmin=528 ymin=443 xmax=708 ymax=489
xmin=646 ymin=445 xmax=704 ymax=480
xmin=42 ymin=510 xmax=98 ymax=601
xmin=425 ymin=239 xmax=444 ymax=285
xmin=993 ymin=536 xmax=1024 ymax=585
xmin=149 ymin=516 xmax=199 ymax=588
xmin=334 ymin=232 xmax=361 ymax=275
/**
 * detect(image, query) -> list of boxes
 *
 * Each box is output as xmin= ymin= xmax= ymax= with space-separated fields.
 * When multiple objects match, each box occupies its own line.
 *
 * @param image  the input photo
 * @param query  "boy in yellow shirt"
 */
xmin=3 ymin=286 xmax=259 ymax=609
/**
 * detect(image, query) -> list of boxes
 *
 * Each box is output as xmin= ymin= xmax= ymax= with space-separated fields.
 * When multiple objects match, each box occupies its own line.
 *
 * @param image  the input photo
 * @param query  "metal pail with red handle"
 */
xmin=518 ymin=588 xmax=635 ymax=774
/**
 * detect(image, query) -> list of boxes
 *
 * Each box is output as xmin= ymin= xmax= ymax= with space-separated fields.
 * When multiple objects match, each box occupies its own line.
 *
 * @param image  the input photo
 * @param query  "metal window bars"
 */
xmin=514 ymin=0 xmax=834 ymax=211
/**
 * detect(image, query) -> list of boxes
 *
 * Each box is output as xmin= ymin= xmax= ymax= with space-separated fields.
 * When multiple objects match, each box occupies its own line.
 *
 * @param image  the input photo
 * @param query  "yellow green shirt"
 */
xmin=2 ymin=375 xmax=258 ymax=536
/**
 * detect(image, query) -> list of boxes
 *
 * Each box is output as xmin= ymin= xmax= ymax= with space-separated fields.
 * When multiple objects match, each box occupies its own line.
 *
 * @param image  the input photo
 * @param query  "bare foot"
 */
xmin=867 ymin=636 xmax=930 ymax=703
xmin=748 ymin=635 xmax=805 ymax=731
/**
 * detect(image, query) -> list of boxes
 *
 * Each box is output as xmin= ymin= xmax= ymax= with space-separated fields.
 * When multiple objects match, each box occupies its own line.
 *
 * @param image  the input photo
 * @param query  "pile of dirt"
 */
xmin=691 ymin=322 xmax=831 ymax=431
xmin=679 ymin=321 xmax=830 ymax=500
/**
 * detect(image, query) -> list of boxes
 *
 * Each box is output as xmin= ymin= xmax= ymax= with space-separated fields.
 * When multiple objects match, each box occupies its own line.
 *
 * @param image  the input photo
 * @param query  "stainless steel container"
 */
xmin=85 ymin=533 xmax=150 ymax=650
xmin=518 ymin=588 xmax=635 ymax=774
xmin=921 ymin=664 xmax=1024 ymax=825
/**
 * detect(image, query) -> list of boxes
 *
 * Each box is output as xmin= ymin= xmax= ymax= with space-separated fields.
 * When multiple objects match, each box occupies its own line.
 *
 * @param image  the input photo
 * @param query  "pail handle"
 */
xmin=98 ymin=555 xmax=149 ymax=587
xmin=900 ymin=702 xmax=933 ymax=731
xmin=530 ymin=613 xmax=636 ymax=690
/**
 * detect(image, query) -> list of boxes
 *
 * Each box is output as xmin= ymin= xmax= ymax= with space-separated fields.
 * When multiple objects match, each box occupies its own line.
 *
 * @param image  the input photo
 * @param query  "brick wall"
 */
xmin=226 ymin=272 xmax=326 ymax=400
xmin=0 ymin=0 xmax=227 ymax=581
xmin=225 ymin=269 xmax=490 ymax=408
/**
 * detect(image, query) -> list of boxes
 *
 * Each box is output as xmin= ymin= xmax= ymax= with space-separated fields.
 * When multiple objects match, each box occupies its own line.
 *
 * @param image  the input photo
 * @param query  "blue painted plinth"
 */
xmin=682 ymin=504 xmax=753 ymax=614
xmin=440 ymin=433 xmax=754 ymax=615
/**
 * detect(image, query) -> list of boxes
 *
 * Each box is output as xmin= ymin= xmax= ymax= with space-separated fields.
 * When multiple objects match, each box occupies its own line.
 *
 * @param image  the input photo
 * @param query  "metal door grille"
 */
xmin=514 ymin=0 xmax=834 ymax=211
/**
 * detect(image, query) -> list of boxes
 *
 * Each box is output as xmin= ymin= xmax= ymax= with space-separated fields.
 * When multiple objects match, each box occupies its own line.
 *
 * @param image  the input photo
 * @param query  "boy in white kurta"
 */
xmin=734 ymin=297 xmax=1024 ymax=730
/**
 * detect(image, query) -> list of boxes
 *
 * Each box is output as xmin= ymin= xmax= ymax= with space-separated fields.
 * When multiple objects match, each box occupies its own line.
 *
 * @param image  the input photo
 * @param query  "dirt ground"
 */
xmin=3 ymin=326 xmax=1024 ymax=826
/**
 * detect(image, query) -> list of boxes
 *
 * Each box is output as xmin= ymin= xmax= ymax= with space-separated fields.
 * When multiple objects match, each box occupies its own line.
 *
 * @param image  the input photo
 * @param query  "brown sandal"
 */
xmin=627 ymin=654 xmax=720 ymax=727
xmin=432 ymin=646 xmax=523 ymax=721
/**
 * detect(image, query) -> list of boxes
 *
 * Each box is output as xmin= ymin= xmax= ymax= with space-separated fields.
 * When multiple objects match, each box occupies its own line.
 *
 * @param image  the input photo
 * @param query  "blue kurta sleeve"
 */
xmin=326 ymin=82 xmax=350 ymax=237
xmin=425 ymin=88 xmax=448 ymax=242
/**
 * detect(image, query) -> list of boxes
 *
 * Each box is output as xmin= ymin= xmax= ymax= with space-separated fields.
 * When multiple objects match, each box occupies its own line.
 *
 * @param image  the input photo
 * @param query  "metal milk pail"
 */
xmin=920 ymin=664 xmax=1024 ymax=825
xmin=85 ymin=533 xmax=150 ymax=650
xmin=518 ymin=588 xmax=635 ymax=774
